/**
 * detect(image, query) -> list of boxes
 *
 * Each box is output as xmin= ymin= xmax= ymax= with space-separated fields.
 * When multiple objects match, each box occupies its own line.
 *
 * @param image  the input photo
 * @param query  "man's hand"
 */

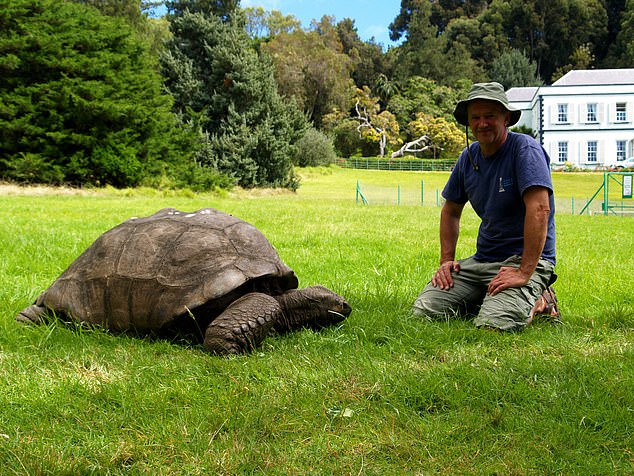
xmin=432 ymin=260 xmax=461 ymax=290
xmin=487 ymin=266 xmax=531 ymax=296
xmin=486 ymin=186 xmax=550 ymax=296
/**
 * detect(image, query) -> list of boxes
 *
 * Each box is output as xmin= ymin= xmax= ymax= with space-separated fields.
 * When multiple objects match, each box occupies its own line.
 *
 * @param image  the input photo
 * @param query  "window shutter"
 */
xmin=569 ymin=104 xmax=576 ymax=124
xmin=598 ymin=103 xmax=605 ymax=123
xmin=549 ymin=142 xmax=558 ymax=161
xmin=598 ymin=141 xmax=605 ymax=164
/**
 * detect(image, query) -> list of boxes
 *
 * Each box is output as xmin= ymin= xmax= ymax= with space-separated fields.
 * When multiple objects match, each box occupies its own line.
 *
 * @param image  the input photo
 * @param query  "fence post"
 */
xmin=421 ymin=180 xmax=424 ymax=206
xmin=356 ymin=180 xmax=368 ymax=205
xmin=397 ymin=184 xmax=401 ymax=205
xmin=604 ymin=172 xmax=608 ymax=216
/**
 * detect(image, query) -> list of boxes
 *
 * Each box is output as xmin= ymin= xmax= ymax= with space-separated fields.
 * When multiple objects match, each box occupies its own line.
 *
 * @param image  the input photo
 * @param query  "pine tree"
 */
xmin=162 ymin=2 xmax=307 ymax=189
xmin=0 ymin=0 xmax=194 ymax=186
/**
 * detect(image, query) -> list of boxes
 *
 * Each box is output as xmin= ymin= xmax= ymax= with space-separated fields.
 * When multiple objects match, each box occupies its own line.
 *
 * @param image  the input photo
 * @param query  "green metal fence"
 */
xmin=354 ymin=178 xmax=632 ymax=215
xmin=579 ymin=172 xmax=634 ymax=216
xmin=339 ymin=158 xmax=455 ymax=172
xmin=356 ymin=180 xmax=444 ymax=207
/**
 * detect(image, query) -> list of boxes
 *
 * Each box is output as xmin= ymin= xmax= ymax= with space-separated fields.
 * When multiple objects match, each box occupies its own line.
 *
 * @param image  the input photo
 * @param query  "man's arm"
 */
xmin=487 ymin=186 xmax=550 ymax=295
xmin=432 ymin=200 xmax=465 ymax=289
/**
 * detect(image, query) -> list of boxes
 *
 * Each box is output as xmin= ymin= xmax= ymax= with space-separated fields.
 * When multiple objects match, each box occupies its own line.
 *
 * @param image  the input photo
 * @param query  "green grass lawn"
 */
xmin=1 ymin=168 xmax=633 ymax=474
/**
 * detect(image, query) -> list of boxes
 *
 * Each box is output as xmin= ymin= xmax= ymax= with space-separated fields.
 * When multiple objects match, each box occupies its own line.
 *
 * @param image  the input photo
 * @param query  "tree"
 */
xmin=388 ymin=0 xmax=617 ymax=85
xmin=352 ymin=87 xmax=400 ymax=157
xmin=73 ymin=0 xmax=172 ymax=54
xmin=244 ymin=7 xmax=301 ymax=39
xmin=389 ymin=0 xmax=425 ymax=42
xmin=599 ymin=0 xmax=628 ymax=64
xmin=490 ymin=49 xmax=542 ymax=89
xmin=490 ymin=0 xmax=608 ymax=82
xmin=391 ymin=3 xmax=483 ymax=86
xmin=408 ymin=113 xmax=464 ymax=158
xmin=602 ymin=0 xmax=634 ymax=67
xmin=374 ymin=73 xmax=400 ymax=104
xmin=551 ymin=44 xmax=596 ymax=82
xmin=165 ymin=0 xmax=240 ymax=20
xmin=429 ymin=0 xmax=489 ymax=33
xmin=388 ymin=76 xmax=471 ymax=129
xmin=262 ymin=16 xmax=354 ymax=127
xmin=0 ymin=0 xmax=195 ymax=187
xmin=443 ymin=11 xmax=509 ymax=79
xmin=389 ymin=0 xmax=489 ymax=40
xmin=72 ymin=0 xmax=152 ymax=26
xmin=335 ymin=18 xmax=389 ymax=91
xmin=162 ymin=2 xmax=307 ymax=189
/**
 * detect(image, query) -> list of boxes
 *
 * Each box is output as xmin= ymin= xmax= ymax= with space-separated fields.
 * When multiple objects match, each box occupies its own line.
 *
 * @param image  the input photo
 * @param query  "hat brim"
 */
xmin=453 ymin=99 xmax=521 ymax=127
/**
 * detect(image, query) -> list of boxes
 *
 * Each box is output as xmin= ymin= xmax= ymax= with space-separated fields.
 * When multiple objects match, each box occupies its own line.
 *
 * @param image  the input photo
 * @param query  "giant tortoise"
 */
xmin=16 ymin=208 xmax=352 ymax=354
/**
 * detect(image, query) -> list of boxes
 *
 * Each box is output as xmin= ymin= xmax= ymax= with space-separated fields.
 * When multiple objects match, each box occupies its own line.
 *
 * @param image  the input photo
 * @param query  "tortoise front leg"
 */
xmin=203 ymin=292 xmax=280 ymax=355
xmin=16 ymin=304 xmax=48 ymax=325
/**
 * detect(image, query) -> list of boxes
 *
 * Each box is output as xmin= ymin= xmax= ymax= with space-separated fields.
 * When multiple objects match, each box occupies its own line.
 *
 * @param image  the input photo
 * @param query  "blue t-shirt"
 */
xmin=443 ymin=132 xmax=556 ymax=264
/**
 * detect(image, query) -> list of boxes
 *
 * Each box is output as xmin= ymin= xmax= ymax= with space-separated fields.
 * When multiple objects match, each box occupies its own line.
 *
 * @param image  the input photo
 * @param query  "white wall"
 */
xmin=515 ymin=84 xmax=634 ymax=167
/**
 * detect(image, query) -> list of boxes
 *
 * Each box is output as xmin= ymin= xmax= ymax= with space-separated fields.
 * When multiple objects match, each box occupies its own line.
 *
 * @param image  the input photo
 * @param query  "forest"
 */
xmin=1 ymin=0 xmax=633 ymax=190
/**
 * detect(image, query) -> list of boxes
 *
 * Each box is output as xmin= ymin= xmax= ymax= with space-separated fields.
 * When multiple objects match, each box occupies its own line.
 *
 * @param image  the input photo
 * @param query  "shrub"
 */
xmin=294 ymin=128 xmax=338 ymax=167
xmin=330 ymin=120 xmax=363 ymax=158
xmin=142 ymin=160 xmax=234 ymax=192
xmin=70 ymin=144 xmax=142 ymax=188
xmin=0 ymin=153 xmax=65 ymax=185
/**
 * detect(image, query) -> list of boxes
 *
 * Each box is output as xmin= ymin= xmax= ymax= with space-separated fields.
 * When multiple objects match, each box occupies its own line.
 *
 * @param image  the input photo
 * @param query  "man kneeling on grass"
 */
xmin=413 ymin=82 xmax=559 ymax=331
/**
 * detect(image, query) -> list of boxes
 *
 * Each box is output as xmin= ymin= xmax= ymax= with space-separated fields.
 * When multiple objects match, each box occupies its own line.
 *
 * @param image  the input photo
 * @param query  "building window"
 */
xmin=586 ymin=103 xmax=597 ymax=122
xmin=557 ymin=104 xmax=568 ymax=123
xmin=587 ymin=141 xmax=598 ymax=163
xmin=616 ymin=103 xmax=627 ymax=122
xmin=558 ymin=142 xmax=568 ymax=163
xmin=617 ymin=140 xmax=627 ymax=161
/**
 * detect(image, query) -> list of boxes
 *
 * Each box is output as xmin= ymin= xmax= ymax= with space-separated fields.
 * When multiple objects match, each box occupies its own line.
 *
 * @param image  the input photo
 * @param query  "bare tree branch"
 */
xmin=391 ymin=135 xmax=431 ymax=158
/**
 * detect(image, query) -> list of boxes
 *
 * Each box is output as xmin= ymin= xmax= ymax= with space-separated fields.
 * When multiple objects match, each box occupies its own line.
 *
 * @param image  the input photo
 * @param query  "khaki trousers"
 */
xmin=412 ymin=256 xmax=555 ymax=331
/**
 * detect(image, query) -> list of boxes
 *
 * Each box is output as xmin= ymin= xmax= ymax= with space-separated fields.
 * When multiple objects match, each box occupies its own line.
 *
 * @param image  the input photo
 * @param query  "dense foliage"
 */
xmin=1 ymin=0 xmax=633 ymax=188
xmin=161 ymin=0 xmax=308 ymax=189
xmin=388 ymin=0 xmax=631 ymax=83
xmin=293 ymin=128 xmax=337 ymax=167
xmin=0 ymin=0 xmax=206 ymax=187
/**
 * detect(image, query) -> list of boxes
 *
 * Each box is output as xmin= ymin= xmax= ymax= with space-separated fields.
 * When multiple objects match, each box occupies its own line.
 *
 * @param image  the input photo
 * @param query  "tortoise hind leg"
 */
xmin=203 ymin=293 xmax=280 ymax=355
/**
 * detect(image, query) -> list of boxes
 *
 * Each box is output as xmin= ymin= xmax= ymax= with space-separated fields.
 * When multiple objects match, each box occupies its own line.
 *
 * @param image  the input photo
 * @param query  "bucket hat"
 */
xmin=453 ymin=82 xmax=521 ymax=127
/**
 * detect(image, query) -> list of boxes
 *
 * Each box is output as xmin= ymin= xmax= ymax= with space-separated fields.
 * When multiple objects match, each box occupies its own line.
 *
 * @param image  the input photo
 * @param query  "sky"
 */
xmin=152 ymin=1 xmax=404 ymax=49
xmin=241 ymin=0 xmax=403 ymax=48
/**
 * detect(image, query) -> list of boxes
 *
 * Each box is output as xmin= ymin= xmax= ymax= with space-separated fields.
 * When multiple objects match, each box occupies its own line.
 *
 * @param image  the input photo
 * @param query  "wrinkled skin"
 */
xmin=203 ymin=286 xmax=352 ymax=355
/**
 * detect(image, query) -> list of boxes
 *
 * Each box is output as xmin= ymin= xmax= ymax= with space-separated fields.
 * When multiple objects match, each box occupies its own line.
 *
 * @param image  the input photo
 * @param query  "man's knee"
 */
xmin=474 ymin=287 xmax=536 ymax=331
xmin=412 ymin=292 xmax=443 ymax=318
xmin=412 ymin=285 xmax=464 ymax=319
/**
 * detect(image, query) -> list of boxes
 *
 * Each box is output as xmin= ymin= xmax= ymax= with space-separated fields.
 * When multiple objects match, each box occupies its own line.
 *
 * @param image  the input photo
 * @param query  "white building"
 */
xmin=506 ymin=69 xmax=634 ymax=169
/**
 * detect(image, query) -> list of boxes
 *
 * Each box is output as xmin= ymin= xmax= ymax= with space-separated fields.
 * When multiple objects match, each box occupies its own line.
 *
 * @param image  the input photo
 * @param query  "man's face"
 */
xmin=467 ymin=99 xmax=510 ymax=153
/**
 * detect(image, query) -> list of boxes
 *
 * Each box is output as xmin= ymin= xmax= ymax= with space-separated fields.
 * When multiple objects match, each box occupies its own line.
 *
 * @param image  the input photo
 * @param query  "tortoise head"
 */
xmin=273 ymin=285 xmax=352 ymax=333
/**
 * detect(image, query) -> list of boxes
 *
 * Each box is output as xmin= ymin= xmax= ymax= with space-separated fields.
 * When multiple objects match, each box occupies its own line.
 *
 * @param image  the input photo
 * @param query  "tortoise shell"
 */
xmin=31 ymin=208 xmax=299 ymax=332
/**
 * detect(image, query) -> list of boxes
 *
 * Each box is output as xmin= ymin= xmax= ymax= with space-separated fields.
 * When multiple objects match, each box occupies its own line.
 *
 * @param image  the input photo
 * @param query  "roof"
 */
xmin=553 ymin=69 xmax=634 ymax=86
xmin=506 ymin=87 xmax=539 ymax=102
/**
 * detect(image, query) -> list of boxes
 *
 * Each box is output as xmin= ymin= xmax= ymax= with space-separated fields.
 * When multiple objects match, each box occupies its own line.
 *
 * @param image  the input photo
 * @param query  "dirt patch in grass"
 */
xmin=229 ymin=186 xmax=295 ymax=199
xmin=0 ymin=182 xmax=98 ymax=196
